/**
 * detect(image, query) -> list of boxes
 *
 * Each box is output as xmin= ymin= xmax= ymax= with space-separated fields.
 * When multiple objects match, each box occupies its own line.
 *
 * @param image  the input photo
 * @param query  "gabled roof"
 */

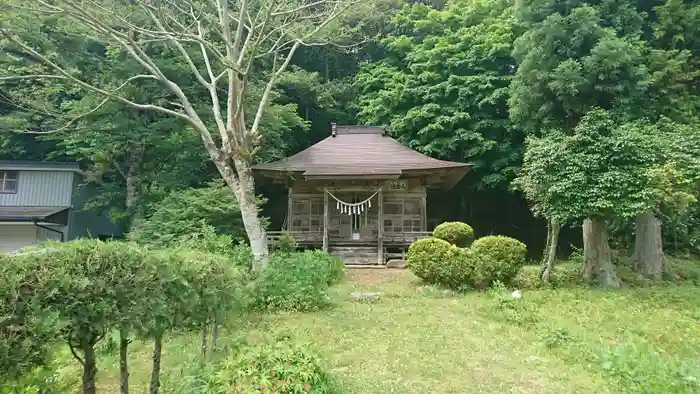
xmin=253 ymin=125 xmax=472 ymax=179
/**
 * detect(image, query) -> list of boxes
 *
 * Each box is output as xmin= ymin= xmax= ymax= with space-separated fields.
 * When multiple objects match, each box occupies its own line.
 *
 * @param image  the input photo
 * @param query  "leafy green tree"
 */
xmin=356 ymin=0 xmax=521 ymax=191
xmin=128 ymin=182 xmax=251 ymax=247
xmin=0 ymin=0 xmax=374 ymax=269
xmin=516 ymin=109 xmax=700 ymax=286
xmin=0 ymin=239 xmax=243 ymax=394
xmin=511 ymin=0 xmax=700 ymax=278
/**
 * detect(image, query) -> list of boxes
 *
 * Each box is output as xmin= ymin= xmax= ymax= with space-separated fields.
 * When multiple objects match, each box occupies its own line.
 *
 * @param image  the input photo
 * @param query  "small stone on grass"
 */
xmin=350 ymin=291 xmax=383 ymax=301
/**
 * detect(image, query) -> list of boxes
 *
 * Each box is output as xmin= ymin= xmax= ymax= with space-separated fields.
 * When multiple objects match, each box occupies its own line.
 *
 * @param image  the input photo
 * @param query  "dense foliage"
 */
xmin=129 ymin=183 xmax=249 ymax=246
xmin=356 ymin=0 xmax=521 ymax=191
xmin=216 ymin=338 xmax=339 ymax=394
xmin=243 ymin=251 xmax=344 ymax=312
xmin=163 ymin=336 xmax=339 ymax=394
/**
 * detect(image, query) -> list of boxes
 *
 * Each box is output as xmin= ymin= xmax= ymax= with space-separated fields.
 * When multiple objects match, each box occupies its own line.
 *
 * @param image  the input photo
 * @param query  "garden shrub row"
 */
xmin=406 ymin=222 xmax=528 ymax=290
xmin=0 ymin=239 xmax=243 ymax=394
xmin=1 ymin=235 xmax=344 ymax=393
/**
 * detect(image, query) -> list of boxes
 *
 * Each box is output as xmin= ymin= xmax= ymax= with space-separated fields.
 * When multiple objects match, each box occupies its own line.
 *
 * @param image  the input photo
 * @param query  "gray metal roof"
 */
xmin=0 ymin=161 xmax=81 ymax=172
xmin=0 ymin=206 xmax=70 ymax=223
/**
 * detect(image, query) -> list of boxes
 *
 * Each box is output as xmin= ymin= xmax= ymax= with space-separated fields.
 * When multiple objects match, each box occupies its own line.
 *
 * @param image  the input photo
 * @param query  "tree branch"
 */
xmin=0 ymin=29 xmax=192 ymax=121
xmin=140 ymin=3 xmax=211 ymax=89
xmin=68 ymin=341 xmax=85 ymax=366
xmin=0 ymin=74 xmax=67 ymax=81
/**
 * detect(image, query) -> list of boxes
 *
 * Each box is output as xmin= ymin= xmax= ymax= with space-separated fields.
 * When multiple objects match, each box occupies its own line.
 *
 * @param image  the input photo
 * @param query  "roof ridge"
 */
xmin=335 ymin=125 xmax=383 ymax=135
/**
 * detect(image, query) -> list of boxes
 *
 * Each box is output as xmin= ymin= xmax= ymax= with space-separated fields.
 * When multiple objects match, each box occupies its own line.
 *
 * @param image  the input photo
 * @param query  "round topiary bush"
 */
xmin=469 ymin=235 xmax=527 ymax=288
xmin=433 ymin=222 xmax=475 ymax=247
xmin=406 ymin=237 xmax=471 ymax=288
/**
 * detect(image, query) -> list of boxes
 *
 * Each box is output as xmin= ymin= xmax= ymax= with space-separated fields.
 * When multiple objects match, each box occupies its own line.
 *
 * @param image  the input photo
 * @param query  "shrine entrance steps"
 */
xmin=330 ymin=245 xmax=381 ymax=267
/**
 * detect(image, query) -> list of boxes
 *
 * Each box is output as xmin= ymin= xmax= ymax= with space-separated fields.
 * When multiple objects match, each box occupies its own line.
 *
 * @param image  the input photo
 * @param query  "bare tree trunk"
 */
xmin=149 ymin=334 xmax=163 ymax=394
xmin=80 ymin=338 xmax=97 ymax=394
xmin=201 ymin=325 xmax=208 ymax=361
xmin=230 ymin=159 xmax=268 ymax=269
xmin=632 ymin=211 xmax=665 ymax=280
xmin=539 ymin=218 xmax=552 ymax=278
xmin=119 ymin=329 xmax=130 ymax=394
xmin=541 ymin=218 xmax=560 ymax=282
xmin=124 ymin=144 xmax=143 ymax=231
xmin=211 ymin=323 xmax=218 ymax=353
xmin=582 ymin=217 xmax=619 ymax=288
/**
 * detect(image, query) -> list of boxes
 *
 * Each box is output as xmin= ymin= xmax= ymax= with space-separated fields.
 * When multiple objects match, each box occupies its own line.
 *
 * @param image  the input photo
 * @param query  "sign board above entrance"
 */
xmin=387 ymin=180 xmax=408 ymax=191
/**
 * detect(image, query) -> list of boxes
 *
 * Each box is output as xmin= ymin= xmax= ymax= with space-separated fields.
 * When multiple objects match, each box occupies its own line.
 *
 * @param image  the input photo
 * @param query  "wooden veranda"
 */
xmin=253 ymin=124 xmax=472 ymax=265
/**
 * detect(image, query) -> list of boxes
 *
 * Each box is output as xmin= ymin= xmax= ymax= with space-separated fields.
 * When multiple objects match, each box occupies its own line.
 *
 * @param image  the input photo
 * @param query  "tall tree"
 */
xmin=0 ymin=0 xmax=370 ymax=268
xmin=510 ymin=0 xmax=699 ymax=278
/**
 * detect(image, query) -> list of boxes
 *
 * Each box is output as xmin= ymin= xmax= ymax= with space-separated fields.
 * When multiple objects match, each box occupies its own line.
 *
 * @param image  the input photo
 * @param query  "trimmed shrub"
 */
xmin=470 ymin=236 xmax=527 ymax=288
xmin=243 ymin=251 xmax=343 ymax=312
xmin=0 ymin=240 xmax=244 ymax=393
xmin=406 ymin=237 xmax=471 ymax=288
xmin=433 ymin=222 xmax=475 ymax=247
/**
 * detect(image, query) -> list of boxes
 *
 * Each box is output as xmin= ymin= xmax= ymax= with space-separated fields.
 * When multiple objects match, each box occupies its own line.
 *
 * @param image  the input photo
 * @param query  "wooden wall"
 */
xmin=287 ymin=179 xmax=426 ymax=241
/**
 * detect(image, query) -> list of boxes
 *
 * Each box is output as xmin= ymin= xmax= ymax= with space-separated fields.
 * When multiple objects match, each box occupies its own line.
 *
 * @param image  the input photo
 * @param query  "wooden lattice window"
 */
xmin=383 ymin=197 xmax=422 ymax=233
xmin=291 ymin=198 xmax=323 ymax=233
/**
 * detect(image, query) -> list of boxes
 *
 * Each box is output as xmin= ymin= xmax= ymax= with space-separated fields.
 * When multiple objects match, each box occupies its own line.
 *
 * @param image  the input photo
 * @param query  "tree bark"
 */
xmin=582 ymin=217 xmax=619 ymax=288
xmin=632 ymin=211 xmax=665 ymax=280
xmin=149 ymin=334 xmax=163 ymax=394
xmin=201 ymin=325 xmax=208 ymax=361
xmin=229 ymin=158 xmax=268 ymax=269
xmin=541 ymin=218 xmax=560 ymax=282
xmin=539 ymin=218 xmax=552 ymax=278
xmin=123 ymin=144 xmax=143 ymax=231
xmin=80 ymin=338 xmax=97 ymax=394
xmin=119 ymin=330 xmax=130 ymax=394
xmin=211 ymin=323 xmax=218 ymax=353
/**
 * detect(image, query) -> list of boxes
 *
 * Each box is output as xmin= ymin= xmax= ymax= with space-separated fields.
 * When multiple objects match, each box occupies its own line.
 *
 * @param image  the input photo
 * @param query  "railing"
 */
xmin=266 ymin=230 xmax=431 ymax=246
xmin=383 ymin=231 xmax=431 ymax=244
xmin=267 ymin=230 xmax=323 ymax=245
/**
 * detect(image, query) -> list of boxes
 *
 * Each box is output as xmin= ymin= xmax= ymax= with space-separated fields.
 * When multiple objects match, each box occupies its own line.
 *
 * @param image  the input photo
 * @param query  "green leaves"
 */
xmin=355 ymin=1 xmax=521 ymax=190
xmin=128 ymin=182 xmax=249 ymax=247
xmin=515 ymin=109 xmax=700 ymax=223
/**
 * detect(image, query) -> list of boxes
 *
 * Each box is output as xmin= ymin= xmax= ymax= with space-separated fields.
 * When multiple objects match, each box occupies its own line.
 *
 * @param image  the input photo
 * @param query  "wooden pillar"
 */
xmin=421 ymin=190 xmax=427 ymax=232
xmin=323 ymin=189 xmax=329 ymax=252
xmin=377 ymin=189 xmax=384 ymax=265
xmin=287 ymin=187 xmax=293 ymax=232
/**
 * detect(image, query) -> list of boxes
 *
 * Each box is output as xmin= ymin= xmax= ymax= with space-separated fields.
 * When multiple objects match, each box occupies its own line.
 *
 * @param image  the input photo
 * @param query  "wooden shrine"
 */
xmin=252 ymin=124 xmax=472 ymax=265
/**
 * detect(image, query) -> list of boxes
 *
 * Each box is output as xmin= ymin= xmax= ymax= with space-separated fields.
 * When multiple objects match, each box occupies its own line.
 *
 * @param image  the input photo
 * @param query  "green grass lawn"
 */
xmin=60 ymin=269 xmax=700 ymax=393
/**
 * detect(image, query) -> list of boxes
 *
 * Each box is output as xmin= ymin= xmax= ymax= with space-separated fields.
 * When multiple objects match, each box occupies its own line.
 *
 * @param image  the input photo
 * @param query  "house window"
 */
xmin=0 ymin=171 xmax=18 ymax=193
